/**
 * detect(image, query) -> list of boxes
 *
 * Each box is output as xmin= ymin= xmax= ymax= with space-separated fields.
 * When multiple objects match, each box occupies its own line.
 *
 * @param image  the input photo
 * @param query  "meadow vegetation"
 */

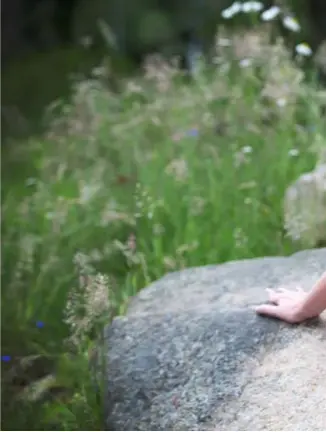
xmin=2 ymin=6 xmax=326 ymax=430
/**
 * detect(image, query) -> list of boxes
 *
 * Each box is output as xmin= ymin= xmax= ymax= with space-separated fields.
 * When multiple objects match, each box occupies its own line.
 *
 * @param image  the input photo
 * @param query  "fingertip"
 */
xmin=267 ymin=291 xmax=279 ymax=304
xmin=254 ymin=305 xmax=264 ymax=314
xmin=266 ymin=288 xmax=275 ymax=299
xmin=255 ymin=304 xmax=276 ymax=316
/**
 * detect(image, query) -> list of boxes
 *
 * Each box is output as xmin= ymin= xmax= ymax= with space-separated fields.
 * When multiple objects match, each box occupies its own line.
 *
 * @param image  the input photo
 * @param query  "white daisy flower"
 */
xmin=239 ymin=58 xmax=252 ymax=68
xmin=295 ymin=42 xmax=313 ymax=56
xmin=221 ymin=2 xmax=242 ymax=19
xmin=218 ymin=37 xmax=232 ymax=47
xmin=242 ymin=1 xmax=264 ymax=13
xmin=283 ymin=16 xmax=300 ymax=32
xmin=289 ymin=148 xmax=300 ymax=157
xmin=242 ymin=145 xmax=253 ymax=154
xmin=276 ymin=98 xmax=287 ymax=108
xmin=261 ymin=6 xmax=281 ymax=21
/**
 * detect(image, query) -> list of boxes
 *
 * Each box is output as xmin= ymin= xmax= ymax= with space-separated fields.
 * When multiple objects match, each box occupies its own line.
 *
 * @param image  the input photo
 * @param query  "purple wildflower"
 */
xmin=1 ymin=355 xmax=11 ymax=362
xmin=36 ymin=321 xmax=45 ymax=328
xmin=187 ymin=128 xmax=199 ymax=137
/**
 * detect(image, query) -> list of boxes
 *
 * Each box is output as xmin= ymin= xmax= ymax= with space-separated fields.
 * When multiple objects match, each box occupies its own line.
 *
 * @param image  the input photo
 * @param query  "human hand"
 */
xmin=254 ymin=287 xmax=312 ymax=324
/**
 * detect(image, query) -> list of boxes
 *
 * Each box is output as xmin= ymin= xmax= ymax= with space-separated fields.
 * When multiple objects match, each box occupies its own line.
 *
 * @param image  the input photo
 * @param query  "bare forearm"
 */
xmin=297 ymin=272 xmax=326 ymax=320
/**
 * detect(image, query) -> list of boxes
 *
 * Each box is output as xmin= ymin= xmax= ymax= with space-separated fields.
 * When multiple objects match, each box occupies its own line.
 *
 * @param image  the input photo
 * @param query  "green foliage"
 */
xmin=1 ymin=21 xmax=325 ymax=430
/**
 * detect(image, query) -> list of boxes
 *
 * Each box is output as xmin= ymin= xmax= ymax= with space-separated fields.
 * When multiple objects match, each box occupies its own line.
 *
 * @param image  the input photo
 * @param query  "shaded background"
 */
xmin=1 ymin=0 xmax=326 ymax=139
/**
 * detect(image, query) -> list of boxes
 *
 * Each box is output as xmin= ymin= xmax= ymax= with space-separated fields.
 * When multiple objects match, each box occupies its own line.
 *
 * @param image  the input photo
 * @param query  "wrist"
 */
xmin=292 ymin=302 xmax=309 ymax=323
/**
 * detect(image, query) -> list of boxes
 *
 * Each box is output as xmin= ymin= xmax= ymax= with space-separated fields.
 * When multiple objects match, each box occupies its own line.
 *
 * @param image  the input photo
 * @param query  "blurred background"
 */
xmin=2 ymin=2 xmax=326 ymax=430
xmin=2 ymin=0 xmax=326 ymax=140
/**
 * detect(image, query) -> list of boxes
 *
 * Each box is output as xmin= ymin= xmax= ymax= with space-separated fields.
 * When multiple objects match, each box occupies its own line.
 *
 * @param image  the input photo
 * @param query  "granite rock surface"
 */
xmin=105 ymin=248 xmax=326 ymax=431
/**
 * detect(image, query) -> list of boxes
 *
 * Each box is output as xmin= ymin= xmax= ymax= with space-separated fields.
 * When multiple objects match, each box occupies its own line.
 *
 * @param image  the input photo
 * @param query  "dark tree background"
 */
xmin=1 ymin=0 xmax=326 ymax=140
xmin=2 ymin=0 xmax=325 ymax=66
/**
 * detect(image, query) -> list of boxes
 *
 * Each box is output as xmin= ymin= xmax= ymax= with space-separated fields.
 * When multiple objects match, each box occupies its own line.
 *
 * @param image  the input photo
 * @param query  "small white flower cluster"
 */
xmin=221 ymin=2 xmax=313 ymax=58
xmin=282 ymin=15 xmax=300 ymax=32
xmin=288 ymin=148 xmax=300 ymax=157
xmin=233 ymin=227 xmax=248 ymax=249
xmin=78 ymin=182 xmax=100 ymax=205
xmin=221 ymin=1 xmax=263 ymax=19
xmin=295 ymin=43 xmax=313 ymax=57
xmin=14 ymin=234 xmax=41 ymax=280
xmin=165 ymin=158 xmax=189 ymax=182
xmin=242 ymin=145 xmax=253 ymax=154
xmin=233 ymin=146 xmax=253 ymax=168
xmin=190 ymin=196 xmax=207 ymax=216
xmin=260 ymin=5 xmax=280 ymax=21
xmin=135 ymin=183 xmax=159 ymax=220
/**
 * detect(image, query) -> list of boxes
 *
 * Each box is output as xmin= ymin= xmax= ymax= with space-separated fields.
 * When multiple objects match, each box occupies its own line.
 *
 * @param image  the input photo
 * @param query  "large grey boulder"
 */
xmin=105 ymin=248 xmax=326 ymax=431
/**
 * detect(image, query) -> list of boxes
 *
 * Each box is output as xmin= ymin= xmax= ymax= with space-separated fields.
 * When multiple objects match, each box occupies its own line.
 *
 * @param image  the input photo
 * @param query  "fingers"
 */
xmin=279 ymin=286 xmax=304 ymax=293
xmin=254 ymin=304 xmax=299 ymax=324
xmin=254 ymin=304 xmax=282 ymax=319
xmin=278 ymin=287 xmax=289 ymax=294
xmin=265 ymin=287 xmax=304 ymax=304
xmin=295 ymin=286 xmax=304 ymax=293
xmin=266 ymin=288 xmax=283 ymax=304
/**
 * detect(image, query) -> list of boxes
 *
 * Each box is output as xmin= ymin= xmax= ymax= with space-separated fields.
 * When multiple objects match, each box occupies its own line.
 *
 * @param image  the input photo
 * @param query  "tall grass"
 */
xmin=1 ymin=24 xmax=325 ymax=430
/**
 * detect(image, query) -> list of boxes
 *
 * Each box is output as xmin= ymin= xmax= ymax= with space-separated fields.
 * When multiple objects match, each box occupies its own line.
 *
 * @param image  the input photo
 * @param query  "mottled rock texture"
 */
xmin=105 ymin=248 xmax=326 ymax=430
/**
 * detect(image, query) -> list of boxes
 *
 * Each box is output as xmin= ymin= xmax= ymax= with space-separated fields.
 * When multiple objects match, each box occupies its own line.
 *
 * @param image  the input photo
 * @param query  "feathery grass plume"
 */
xmin=64 ymin=253 xmax=112 ymax=350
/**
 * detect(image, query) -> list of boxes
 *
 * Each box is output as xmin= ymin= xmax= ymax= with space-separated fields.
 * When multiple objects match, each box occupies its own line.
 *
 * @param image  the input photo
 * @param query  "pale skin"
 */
xmin=255 ymin=271 xmax=326 ymax=324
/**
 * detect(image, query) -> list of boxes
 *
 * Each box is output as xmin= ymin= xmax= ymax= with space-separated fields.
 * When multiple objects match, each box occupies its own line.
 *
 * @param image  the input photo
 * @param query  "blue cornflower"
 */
xmin=187 ymin=128 xmax=199 ymax=137
xmin=307 ymin=125 xmax=316 ymax=133
xmin=36 ymin=321 xmax=45 ymax=328
xmin=1 ymin=355 xmax=11 ymax=362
